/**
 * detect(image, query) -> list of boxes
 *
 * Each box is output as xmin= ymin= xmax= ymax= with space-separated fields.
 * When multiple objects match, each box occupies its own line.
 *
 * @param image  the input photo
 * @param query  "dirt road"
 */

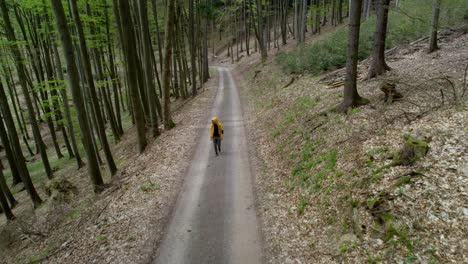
xmin=153 ymin=67 xmax=262 ymax=264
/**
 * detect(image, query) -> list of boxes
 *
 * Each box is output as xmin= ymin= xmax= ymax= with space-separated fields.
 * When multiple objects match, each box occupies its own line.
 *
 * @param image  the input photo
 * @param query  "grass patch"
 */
xmin=96 ymin=234 xmax=107 ymax=242
xmin=291 ymin=138 xmax=337 ymax=192
xmin=140 ymin=180 xmax=159 ymax=193
xmin=67 ymin=198 xmax=92 ymax=220
xmin=297 ymin=195 xmax=308 ymax=216
xmin=3 ymin=151 xmax=74 ymax=189
xmin=271 ymin=96 xmax=316 ymax=139
xmin=380 ymin=213 xmax=413 ymax=250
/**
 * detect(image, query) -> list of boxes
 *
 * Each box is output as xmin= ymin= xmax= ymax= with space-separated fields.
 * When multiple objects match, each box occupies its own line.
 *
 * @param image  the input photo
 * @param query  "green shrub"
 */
xmin=276 ymin=1 xmax=467 ymax=75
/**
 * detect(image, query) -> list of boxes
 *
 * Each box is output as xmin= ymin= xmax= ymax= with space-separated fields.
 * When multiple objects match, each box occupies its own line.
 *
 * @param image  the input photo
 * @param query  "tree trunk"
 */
xmin=252 ymin=0 xmax=268 ymax=61
xmin=365 ymin=0 xmax=372 ymax=20
xmin=117 ymin=0 xmax=148 ymax=152
xmin=337 ymin=0 xmax=369 ymax=113
xmin=53 ymin=43 xmax=84 ymax=168
xmin=338 ymin=0 xmax=343 ymax=24
xmin=368 ymin=0 xmax=391 ymax=79
xmin=0 ymin=83 xmax=43 ymax=207
xmin=0 ymin=121 xmax=22 ymax=186
xmin=137 ymin=0 xmax=160 ymax=137
xmin=0 ymin=160 xmax=17 ymax=209
xmin=50 ymin=0 xmax=105 ymax=193
xmin=0 ymin=161 xmax=15 ymax=220
xmin=428 ymin=0 xmax=440 ymax=53
xmin=69 ymin=0 xmax=117 ymax=175
xmin=189 ymin=0 xmax=198 ymax=96
xmin=162 ymin=0 xmax=176 ymax=129
xmin=0 ymin=0 xmax=53 ymax=180
xmin=104 ymin=5 xmax=124 ymax=135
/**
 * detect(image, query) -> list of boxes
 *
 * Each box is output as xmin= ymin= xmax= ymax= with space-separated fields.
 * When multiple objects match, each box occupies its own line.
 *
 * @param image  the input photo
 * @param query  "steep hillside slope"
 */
xmin=239 ymin=29 xmax=467 ymax=263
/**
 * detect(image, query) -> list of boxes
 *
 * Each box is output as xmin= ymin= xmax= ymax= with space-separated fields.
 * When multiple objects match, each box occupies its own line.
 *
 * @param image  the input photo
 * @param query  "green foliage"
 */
xmin=291 ymin=139 xmax=337 ymax=191
xmin=277 ymin=1 xmax=467 ymax=74
xmin=96 ymin=234 xmax=107 ymax=242
xmin=367 ymin=254 xmax=381 ymax=264
xmin=271 ymin=96 xmax=316 ymax=138
xmin=392 ymin=135 xmax=430 ymax=166
xmin=347 ymin=107 xmax=361 ymax=115
xmin=380 ymin=213 xmax=413 ymax=250
xmin=392 ymin=175 xmax=412 ymax=188
xmin=366 ymin=196 xmax=379 ymax=210
xmin=297 ymin=195 xmax=308 ymax=216
xmin=68 ymin=199 xmax=92 ymax=220
xmin=140 ymin=180 xmax=159 ymax=193
xmin=339 ymin=240 xmax=359 ymax=254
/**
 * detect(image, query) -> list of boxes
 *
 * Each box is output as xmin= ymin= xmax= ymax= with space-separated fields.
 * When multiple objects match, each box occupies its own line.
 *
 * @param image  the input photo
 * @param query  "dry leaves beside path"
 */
xmin=239 ymin=30 xmax=467 ymax=263
xmin=0 ymin=72 xmax=218 ymax=264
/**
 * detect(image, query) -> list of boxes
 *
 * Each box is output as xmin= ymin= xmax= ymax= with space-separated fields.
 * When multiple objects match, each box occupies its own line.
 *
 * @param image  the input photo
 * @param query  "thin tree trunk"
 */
xmin=162 ymin=0 xmax=176 ymax=129
xmin=368 ymin=0 xmax=391 ymax=78
xmin=138 ymin=0 xmax=160 ymax=137
xmin=69 ymin=0 xmax=117 ymax=176
xmin=0 ymin=118 xmax=22 ymax=185
xmin=337 ymin=0 xmax=369 ymax=113
xmin=428 ymin=0 xmax=440 ymax=53
xmin=189 ymin=0 xmax=198 ymax=96
xmin=50 ymin=0 xmax=105 ymax=192
xmin=0 ymin=83 xmax=43 ymax=207
xmin=104 ymin=4 xmax=124 ymax=135
xmin=365 ymin=0 xmax=372 ymax=20
xmin=53 ymin=43 xmax=84 ymax=168
xmin=252 ymin=0 xmax=268 ymax=61
xmin=0 ymin=161 xmax=15 ymax=220
xmin=117 ymin=0 xmax=148 ymax=152
xmin=0 ymin=0 xmax=53 ymax=180
xmin=338 ymin=0 xmax=343 ymax=24
xmin=0 ymin=160 xmax=17 ymax=209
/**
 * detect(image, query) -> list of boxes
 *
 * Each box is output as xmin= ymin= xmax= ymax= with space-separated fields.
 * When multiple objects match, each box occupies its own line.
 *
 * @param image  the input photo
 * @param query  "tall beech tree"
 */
xmin=337 ymin=0 xmax=369 ymax=113
xmin=116 ymin=0 xmax=148 ymax=152
xmin=0 ymin=81 xmax=43 ymax=207
xmin=0 ymin=164 xmax=15 ymax=220
xmin=368 ymin=0 xmax=391 ymax=79
xmin=68 ymin=0 xmax=117 ymax=176
xmin=0 ymin=159 xmax=17 ymax=214
xmin=428 ymin=0 xmax=441 ymax=53
xmin=0 ymin=0 xmax=53 ymax=180
xmin=162 ymin=0 xmax=176 ymax=129
xmin=50 ymin=0 xmax=105 ymax=192
xmin=189 ymin=0 xmax=198 ymax=97
xmin=137 ymin=0 xmax=160 ymax=137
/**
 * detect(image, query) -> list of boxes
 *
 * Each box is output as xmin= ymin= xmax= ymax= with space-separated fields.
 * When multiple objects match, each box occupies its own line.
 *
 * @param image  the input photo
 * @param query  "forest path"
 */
xmin=153 ymin=67 xmax=262 ymax=264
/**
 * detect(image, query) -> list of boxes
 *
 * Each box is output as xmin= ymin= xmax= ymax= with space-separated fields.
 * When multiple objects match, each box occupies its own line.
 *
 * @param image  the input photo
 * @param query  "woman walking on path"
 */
xmin=210 ymin=117 xmax=224 ymax=156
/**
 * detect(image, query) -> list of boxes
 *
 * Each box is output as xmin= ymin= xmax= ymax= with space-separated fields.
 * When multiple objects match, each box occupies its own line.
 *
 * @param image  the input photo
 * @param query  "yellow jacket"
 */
xmin=210 ymin=117 xmax=224 ymax=139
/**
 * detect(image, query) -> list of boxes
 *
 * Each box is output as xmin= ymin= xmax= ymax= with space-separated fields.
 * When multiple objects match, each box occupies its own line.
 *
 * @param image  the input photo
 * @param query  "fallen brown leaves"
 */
xmin=240 ymin=29 xmax=467 ymax=264
xmin=0 ymin=72 xmax=218 ymax=264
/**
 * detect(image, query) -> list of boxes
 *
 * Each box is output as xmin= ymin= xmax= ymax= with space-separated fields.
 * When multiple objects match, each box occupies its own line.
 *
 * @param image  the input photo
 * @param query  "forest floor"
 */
xmin=0 ymin=71 xmax=219 ymax=263
xmin=1 ymin=20 xmax=467 ymax=264
xmin=217 ymin=26 xmax=468 ymax=263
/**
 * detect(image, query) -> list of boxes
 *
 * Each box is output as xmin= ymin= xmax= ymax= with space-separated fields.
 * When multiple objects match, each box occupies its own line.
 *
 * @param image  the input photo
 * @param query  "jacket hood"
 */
xmin=212 ymin=117 xmax=219 ymax=123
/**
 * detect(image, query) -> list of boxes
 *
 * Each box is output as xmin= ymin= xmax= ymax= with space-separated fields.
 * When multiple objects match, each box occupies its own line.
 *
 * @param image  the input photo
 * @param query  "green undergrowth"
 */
xmin=272 ymin=96 xmax=316 ymax=139
xmin=246 ymin=62 xmax=428 ymax=259
xmin=4 ymin=152 xmax=75 ymax=191
xmin=276 ymin=1 xmax=467 ymax=75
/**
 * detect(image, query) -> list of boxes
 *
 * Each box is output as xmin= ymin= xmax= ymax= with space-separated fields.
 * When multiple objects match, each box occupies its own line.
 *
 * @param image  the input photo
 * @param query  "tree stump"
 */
xmin=380 ymin=82 xmax=402 ymax=103
xmin=392 ymin=135 xmax=430 ymax=166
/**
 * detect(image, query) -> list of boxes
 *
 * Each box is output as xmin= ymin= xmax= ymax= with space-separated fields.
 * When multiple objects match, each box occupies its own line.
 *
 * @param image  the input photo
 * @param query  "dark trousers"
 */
xmin=213 ymin=137 xmax=221 ymax=155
